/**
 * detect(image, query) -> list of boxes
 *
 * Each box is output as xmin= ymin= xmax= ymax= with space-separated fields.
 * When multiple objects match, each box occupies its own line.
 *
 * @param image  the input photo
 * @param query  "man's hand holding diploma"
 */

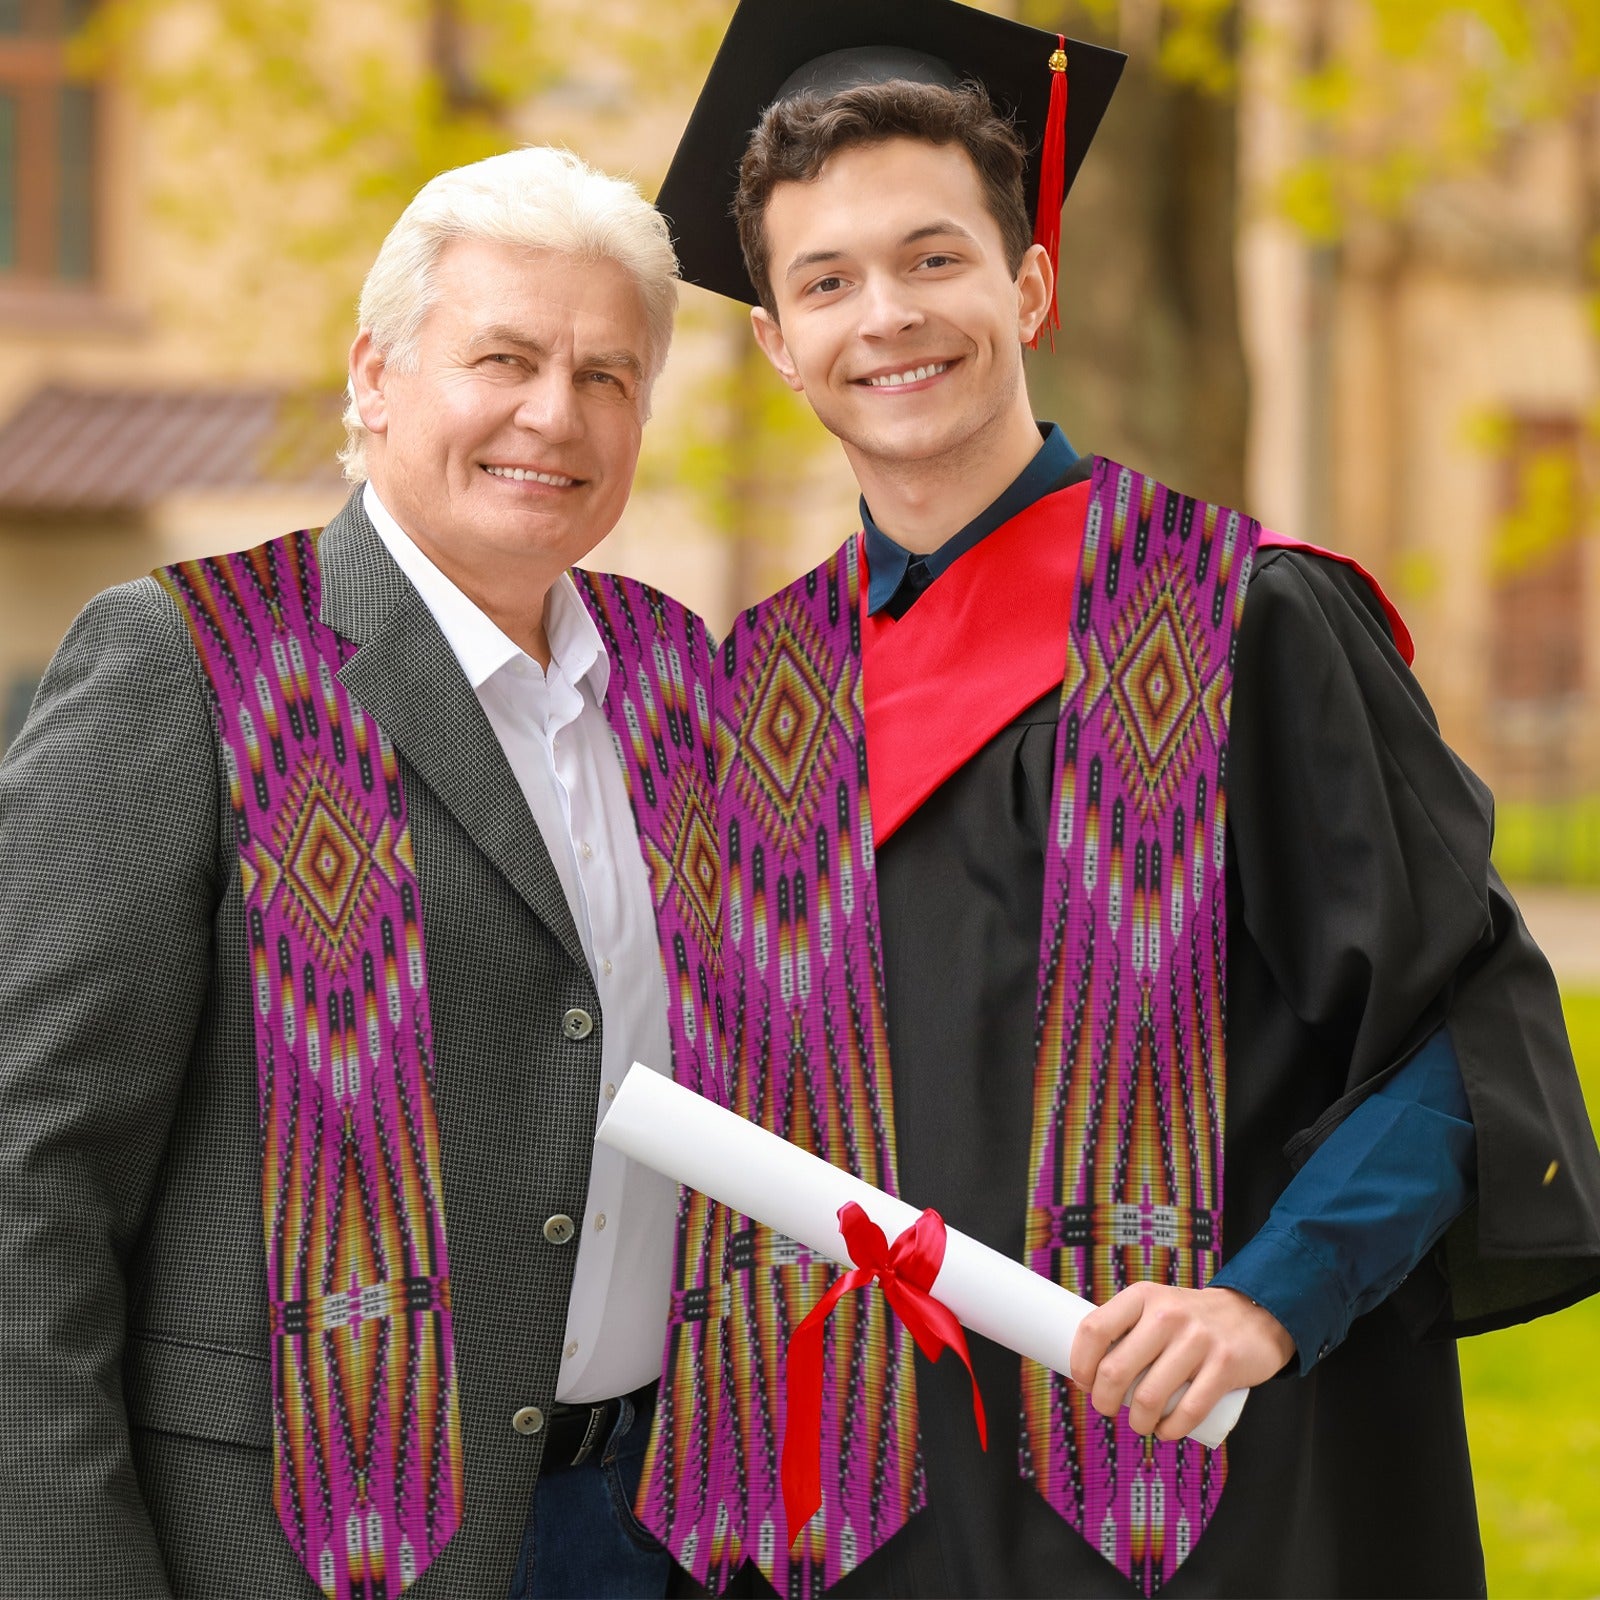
xmin=595 ymin=1062 xmax=1250 ymax=1456
xmin=1072 ymin=1283 xmax=1296 ymax=1442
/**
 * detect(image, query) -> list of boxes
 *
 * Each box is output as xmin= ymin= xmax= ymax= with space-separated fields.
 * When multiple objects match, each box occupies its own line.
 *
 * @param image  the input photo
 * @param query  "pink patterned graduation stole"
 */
xmin=580 ymin=558 xmax=918 ymax=1598
xmin=712 ymin=556 xmax=918 ymax=1595
xmin=160 ymin=531 xmax=463 ymax=1598
xmin=1023 ymin=461 xmax=1257 ymax=1593
xmin=572 ymin=572 xmax=741 ymax=1575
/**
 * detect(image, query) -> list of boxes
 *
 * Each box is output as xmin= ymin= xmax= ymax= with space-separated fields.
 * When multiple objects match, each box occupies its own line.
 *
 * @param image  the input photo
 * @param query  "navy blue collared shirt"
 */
xmin=863 ymin=423 xmax=1080 ymax=618
xmin=1211 ymin=1032 xmax=1474 ymax=1371
xmin=861 ymin=421 xmax=1478 ymax=1369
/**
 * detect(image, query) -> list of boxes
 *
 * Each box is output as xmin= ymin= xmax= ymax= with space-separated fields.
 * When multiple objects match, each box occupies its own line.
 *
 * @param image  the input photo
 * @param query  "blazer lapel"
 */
xmin=317 ymin=492 xmax=589 ymax=974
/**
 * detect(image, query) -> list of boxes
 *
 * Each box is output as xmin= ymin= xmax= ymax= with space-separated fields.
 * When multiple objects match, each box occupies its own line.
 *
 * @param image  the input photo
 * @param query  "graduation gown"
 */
xmin=695 ymin=527 xmax=1600 ymax=1599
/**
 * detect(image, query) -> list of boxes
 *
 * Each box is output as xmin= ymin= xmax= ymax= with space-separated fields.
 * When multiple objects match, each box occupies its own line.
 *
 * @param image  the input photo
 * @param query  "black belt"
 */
xmin=543 ymin=1380 xmax=657 ymax=1469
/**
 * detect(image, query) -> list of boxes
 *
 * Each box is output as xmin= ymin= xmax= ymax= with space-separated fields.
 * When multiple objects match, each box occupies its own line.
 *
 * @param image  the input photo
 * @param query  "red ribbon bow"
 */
xmin=781 ymin=1202 xmax=988 ymax=1543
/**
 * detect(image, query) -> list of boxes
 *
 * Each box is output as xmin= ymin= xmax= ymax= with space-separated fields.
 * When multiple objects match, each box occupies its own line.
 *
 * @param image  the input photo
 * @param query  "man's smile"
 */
xmin=853 ymin=358 xmax=958 ymax=391
xmin=480 ymin=464 xmax=584 ymax=487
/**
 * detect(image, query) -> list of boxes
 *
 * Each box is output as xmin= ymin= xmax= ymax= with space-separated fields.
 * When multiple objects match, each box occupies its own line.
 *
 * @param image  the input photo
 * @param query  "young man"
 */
xmin=634 ymin=2 xmax=1600 ymax=1596
xmin=0 ymin=148 xmax=697 ymax=1599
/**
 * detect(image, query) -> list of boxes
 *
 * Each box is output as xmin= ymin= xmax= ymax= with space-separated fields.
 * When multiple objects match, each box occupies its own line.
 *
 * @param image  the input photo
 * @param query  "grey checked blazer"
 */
xmin=0 ymin=494 xmax=628 ymax=1597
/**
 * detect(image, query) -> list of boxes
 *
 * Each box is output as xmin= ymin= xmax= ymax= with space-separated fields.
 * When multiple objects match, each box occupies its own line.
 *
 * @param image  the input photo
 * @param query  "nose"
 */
xmin=514 ymin=368 xmax=583 ymax=443
xmin=855 ymin=272 xmax=924 ymax=341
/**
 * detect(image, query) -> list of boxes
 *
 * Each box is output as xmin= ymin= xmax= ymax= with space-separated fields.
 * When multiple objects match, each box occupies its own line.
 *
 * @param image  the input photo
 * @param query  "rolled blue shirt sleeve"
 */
xmin=1211 ymin=1026 xmax=1476 ymax=1373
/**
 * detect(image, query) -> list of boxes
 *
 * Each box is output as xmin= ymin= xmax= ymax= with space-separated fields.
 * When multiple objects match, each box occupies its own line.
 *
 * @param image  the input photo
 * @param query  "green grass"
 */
xmin=1492 ymin=799 xmax=1600 ymax=887
xmin=1460 ymin=990 xmax=1600 ymax=1597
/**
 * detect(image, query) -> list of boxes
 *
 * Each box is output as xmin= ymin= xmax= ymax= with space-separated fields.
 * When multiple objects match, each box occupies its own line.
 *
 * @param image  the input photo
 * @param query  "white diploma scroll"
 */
xmin=598 ymin=1062 xmax=1245 ymax=1449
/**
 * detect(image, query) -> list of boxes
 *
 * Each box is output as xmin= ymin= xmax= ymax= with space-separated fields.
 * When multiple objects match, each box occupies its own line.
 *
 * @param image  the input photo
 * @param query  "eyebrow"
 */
xmin=902 ymin=220 xmax=979 ymax=248
xmin=584 ymin=349 xmax=648 ymax=379
xmin=469 ymin=326 xmax=547 ymax=355
xmin=783 ymin=219 xmax=980 ymax=281
xmin=468 ymin=327 xmax=646 ymax=379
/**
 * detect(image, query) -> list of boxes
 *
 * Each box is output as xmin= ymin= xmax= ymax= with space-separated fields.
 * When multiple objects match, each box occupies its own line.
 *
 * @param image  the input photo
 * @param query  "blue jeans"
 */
xmin=508 ymin=1388 xmax=672 ymax=1599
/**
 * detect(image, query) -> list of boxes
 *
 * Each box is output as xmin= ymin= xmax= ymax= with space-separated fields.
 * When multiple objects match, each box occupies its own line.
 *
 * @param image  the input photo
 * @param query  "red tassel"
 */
xmin=1029 ymin=36 xmax=1069 ymax=352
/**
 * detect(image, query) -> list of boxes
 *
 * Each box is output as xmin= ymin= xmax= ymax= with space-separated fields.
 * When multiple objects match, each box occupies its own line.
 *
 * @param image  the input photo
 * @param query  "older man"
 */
xmin=0 ymin=147 xmax=697 ymax=1600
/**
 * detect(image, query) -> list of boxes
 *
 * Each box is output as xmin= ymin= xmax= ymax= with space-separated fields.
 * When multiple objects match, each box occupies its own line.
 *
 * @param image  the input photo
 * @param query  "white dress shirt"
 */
xmin=364 ymin=483 xmax=676 ymax=1403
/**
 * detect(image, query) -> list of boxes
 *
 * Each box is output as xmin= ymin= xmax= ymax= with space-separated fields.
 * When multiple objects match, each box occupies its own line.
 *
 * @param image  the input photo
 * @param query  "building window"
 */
xmin=0 ymin=0 xmax=97 ymax=284
xmin=1486 ymin=413 xmax=1594 ymax=819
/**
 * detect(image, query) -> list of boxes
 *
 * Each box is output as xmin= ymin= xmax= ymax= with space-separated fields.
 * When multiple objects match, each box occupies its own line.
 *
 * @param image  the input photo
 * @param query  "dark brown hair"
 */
xmin=735 ymin=79 xmax=1032 ymax=315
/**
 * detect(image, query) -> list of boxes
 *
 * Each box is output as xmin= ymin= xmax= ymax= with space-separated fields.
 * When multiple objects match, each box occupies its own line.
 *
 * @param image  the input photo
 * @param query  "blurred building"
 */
xmin=1239 ymin=0 xmax=1600 ymax=869
xmin=0 ymin=0 xmax=349 ymax=744
xmin=4 ymin=0 xmax=1598 ymax=868
xmin=0 ymin=0 xmax=852 ymax=750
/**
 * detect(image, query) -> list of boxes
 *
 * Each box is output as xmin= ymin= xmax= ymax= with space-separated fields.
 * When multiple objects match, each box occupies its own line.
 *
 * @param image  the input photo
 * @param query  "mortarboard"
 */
xmin=656 ymin=0 xmax=1127 ymax=336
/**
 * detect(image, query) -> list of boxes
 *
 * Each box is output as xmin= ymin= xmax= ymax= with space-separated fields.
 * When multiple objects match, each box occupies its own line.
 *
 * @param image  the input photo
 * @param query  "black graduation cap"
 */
xmin=657 ymin=0 xmax=1127 ymax=315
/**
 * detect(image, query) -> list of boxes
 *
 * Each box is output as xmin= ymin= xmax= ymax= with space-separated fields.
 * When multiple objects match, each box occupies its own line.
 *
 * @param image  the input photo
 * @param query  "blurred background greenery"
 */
xmin=2 ymin=0 xmax=1599 ymax=1589
xmin=1463 ymin=988 xmax=1600 ymax=1597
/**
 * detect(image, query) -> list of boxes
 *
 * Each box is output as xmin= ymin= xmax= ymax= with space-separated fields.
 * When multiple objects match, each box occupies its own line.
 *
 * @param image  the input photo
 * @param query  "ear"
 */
xmin=750 ymin=305 xmax=805 ymax=393
xmin=349 ymin=330 xmax=390 ymax=436
xmin=1015 ymin=243 xmax=1054 ymax=346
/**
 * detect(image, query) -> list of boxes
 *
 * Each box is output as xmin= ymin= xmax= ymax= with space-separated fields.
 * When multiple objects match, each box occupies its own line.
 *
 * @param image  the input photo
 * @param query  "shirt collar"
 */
xmin=862 ymin=422 xmax=1079 ymax=616
xmin=544 ymin=569 xmax=609 ymax=703
xmin=361 ymin=481 xmax=609 ymax=702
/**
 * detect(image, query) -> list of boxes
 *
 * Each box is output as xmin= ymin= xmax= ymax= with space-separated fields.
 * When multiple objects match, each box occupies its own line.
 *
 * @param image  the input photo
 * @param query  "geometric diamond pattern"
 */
xmin=664 ymin=764 xmax=724 ymax=954
xmin=617 ymin=543 xmax=914 ymax=1600
xmin=159 ymin=529 xmax=462 ymax=1600
xmin=1026 ymin=462 xmax=1257 ymax=1596
xmin=1103 ymin=560 xmax=1208 ymax=822
xmin=728 ymin=594 xmax=843 ymax=853
xmin=574 ymin=567 xmax=736 ymax=1590
xmin=272 ymin=755 xmax=379 ymax=973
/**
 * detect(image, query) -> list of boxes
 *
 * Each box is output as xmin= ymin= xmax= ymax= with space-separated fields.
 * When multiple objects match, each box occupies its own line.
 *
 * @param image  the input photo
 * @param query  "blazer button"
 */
xmin=512 ymin=1405 xmax=545 ymax=1436
xmin=544 ymin=1214 xmax=576 ymax=1246
xmin=561 ymin=1007 xmax=594 ymax=1041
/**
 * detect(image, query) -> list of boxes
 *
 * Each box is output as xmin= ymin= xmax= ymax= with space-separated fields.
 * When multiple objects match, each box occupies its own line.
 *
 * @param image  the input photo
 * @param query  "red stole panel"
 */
xmin=862 ymin=494 xmax=1412 ymax=843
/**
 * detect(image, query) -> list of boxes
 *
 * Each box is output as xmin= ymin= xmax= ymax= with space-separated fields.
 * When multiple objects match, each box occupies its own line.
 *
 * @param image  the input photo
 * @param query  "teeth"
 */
xmin=865 ymin=362 xmax=948 ymax=388
xmin=484 ymin=465 xmax=577 ymax=486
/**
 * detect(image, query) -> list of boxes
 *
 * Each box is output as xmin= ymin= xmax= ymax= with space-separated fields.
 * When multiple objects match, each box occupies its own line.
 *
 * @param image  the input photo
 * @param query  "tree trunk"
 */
xmin=1027 ymin=9 xmax=1251 ymax=510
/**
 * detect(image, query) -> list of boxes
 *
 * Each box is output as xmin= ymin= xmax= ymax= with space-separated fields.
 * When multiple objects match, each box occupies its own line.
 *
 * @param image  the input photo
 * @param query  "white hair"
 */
xmin=340 ymin=145 xmax=679 ymax=482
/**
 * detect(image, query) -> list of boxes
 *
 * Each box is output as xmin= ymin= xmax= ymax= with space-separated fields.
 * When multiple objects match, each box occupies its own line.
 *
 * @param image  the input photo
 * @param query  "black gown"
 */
xmin=689 ymin=539 xmax=1600 ymax=1599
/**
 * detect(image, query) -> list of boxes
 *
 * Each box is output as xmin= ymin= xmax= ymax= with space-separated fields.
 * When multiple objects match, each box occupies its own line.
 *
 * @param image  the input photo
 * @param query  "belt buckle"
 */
xmin=568 ymin=1401 xmax=608 ymax=1467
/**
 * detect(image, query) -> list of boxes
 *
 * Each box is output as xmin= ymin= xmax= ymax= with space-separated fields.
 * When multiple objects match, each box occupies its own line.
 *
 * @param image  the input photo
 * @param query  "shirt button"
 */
xmin=601 ymin=959 xmax=614 ymax=976
xmin=594 ymin=1213 xmax=607 ymax=1232
xmin=512 ymin=1405 xmax=545 ymax=1436
xmin=603 ymin=1083 xmax=617 ymax=1101
xmin=581 ymin=841 xmax=594 ymax=859
xmin=561 ymin=1007 xmax=593 ymax=1041
xmin=544 ymin=1214 xmax=577 ymax=1246
xmin=564 ymin=1341 xmax=579 ymax=1360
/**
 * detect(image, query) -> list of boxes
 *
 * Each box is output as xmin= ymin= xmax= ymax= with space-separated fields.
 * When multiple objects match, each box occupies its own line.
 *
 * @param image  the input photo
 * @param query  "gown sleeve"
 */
xmin=1226 ymin=547 xmax=1600 ymax=1337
